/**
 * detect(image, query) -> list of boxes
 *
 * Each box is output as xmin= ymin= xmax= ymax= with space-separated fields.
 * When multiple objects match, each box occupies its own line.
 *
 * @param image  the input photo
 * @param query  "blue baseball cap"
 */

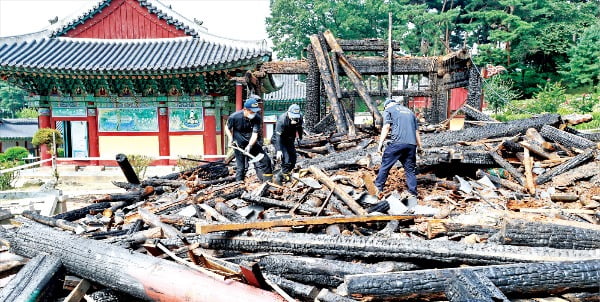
xmin=287 ymin=104 xmax=301 ymax=119
xmin=244 ymin=98 xmax=261 ymax=112
xmin=383 ymin=99 xmax=396 ymax=108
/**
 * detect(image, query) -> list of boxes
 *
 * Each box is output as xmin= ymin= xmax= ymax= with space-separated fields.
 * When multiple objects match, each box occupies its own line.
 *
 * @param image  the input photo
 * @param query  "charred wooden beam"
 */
xmin=240 ymin=192 xmax=324 ymax=215
xmin=337 ymin=39 xmax=402 ymax=51
xmin=552 ymin=162 xmax=600 ymax=186
xmin=260 ymin=60 xmax=309 ymax=74
xmin=115 ymin=153 xmax=140 ymax=184
xmin=323 ymin=30 xmax=383 ymax=128
xmin=310 ymin=35 xmax=348 ymax=134
xmin=462 ymin=104 xmax=497 ymax=122
xmin=494 ymin=219 xmax=600 ymax=250
xmin=53 ymin=202 xmax=112 ymax=221
xmin=426 ymin=221 xmax=499 ymax=239
xmin=564 ymin=127 xmax=600 ymax=142
xmin=214 ymin=202 xmax=247 ymax=222
xmin=341 ymin=260 xmax=600 ymax=300
xmin=476 ymin=170 xmax=525 ymax=193
xmin=445 ymin=270 xmax=510 ymax=302
xmin=540 ymin=125 xmax=598 ymax=150
xmin=179 ymin=230 xmax=600 ymax=265
xmin=466 ymin=66 xmax=483 ymax=109
xmin=341 ymin=89 xmax=433 ymax=98
xmin=1 ymin=222 xmax=284 ymax=302
xmin=263 ymin=274 xmax=319 ymax=300
xmin=309 ymin=166 xmax=367 ymax=215
xmin=0 ymin=253 xmax=62 ymax=302
xmin=316 ymin=289 xmax=358 ymax=302
xmin=535 ymin=149 xmax=596 ymax=185
xmin=422 ymin=114 xmax=561 ymax=148
xmin=22 ymin=210 xmax=86 ymax=234
xmin=298 ymin=147 xmax=372 ymax=170
xmin=488 ymin=149 xmax=526 ymax=186
xmin=259 ymin=255 xmax=419 ymax=288
xmin=305 ymin=45 xmax=321 ymax=130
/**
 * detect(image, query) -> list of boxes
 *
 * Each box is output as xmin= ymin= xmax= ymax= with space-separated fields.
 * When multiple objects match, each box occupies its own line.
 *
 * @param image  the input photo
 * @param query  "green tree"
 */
xmin=483 ymin=76 xmax=521 ymax=113
xmin=0 ymin=82 xmax=26 ymax=118
xmin=16 ymin=108 xmax=38 ymax=118
xmin=32 ymin=128 xmax=64 ymax=154
xmin=560 ymin=22 xmax=600 ymax=88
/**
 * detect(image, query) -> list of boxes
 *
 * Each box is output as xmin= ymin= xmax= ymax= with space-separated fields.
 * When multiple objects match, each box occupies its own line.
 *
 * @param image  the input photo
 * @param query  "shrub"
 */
xmin=126 ymin=154 xmax=153 ymax=180
xmin=569 ymin=93 xmax=598 ymax=113
xmin=2 ymin=146 xmax=29 ymax=163
xmin=16 ymin=108 xmax=39 ymax=118
xmin=0 ymin=161 xmax=19 ymax=190
xmin=526 ymin=82 xmax=566 ymax=113
xmin=177 ymin=154 xmax=203 ymax=171
xmin=32 ymin=128 xmax=63 ymax=154
xmin=483 ymin=76 xmax=522 ymax=113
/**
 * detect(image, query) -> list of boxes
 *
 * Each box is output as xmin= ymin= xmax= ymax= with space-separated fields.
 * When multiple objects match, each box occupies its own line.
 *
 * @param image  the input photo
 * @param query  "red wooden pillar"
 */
xmin=203 ymin=108 xmax=217 ymax=160
xmin=87 ymin=108 xmax=99 ymax=166
xmin=158 ymin=107 xmax=170 ymax=165
xmin=235 ymin=82 xmax=243 ymax=111
xmin=38 ymin=108 xmax=52 ymax=166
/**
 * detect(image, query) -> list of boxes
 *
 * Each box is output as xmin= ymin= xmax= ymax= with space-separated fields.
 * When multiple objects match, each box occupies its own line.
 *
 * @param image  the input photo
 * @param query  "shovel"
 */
xmin=230 ymin=144 xmax=264 ymax=164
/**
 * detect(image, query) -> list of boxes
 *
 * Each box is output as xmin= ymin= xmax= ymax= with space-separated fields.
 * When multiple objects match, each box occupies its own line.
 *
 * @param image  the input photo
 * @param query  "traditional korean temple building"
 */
xmin=0 ymin=0 xmax=272 ymax=165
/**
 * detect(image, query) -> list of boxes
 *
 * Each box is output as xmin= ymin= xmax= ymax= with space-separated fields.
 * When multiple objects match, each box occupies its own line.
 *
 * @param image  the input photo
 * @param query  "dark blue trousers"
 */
xmin=374 ymin=142 xmax=417 ymax=196
xmin=279 ymin=142 xmax=297 ymax=174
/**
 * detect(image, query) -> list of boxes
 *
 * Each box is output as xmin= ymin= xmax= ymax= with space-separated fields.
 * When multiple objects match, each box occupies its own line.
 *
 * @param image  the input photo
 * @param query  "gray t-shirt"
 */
xmin=383 ymin=104 xmax=418 ymax=145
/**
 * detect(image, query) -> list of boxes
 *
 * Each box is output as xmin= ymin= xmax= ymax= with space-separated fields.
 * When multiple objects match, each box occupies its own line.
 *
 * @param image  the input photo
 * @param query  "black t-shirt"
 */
xmin=226 ymin=110 xmax=262 ymax=147
xmin=271 ymin=113 xmax=303 ymax=151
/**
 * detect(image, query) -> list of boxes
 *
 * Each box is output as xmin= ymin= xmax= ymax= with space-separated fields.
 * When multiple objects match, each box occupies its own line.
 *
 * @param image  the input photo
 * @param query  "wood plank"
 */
xmin=196 ymin=214 xmax=424 ymax=234
xmin=523 ymin=148 xmax=536 ymax=194
xmin=309 ymin=166 xmax=367 ymax=215
xmin=64 ymin=279 xmax=91 ymax=302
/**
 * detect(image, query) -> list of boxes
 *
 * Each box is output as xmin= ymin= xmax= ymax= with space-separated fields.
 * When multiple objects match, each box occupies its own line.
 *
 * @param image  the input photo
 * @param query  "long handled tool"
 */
xmin=230 ymin=143 xmax=264 ymax=164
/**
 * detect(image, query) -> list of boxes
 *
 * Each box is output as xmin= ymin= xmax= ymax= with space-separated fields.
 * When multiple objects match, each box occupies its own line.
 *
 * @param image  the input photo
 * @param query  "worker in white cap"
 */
xmin=271 ymin=104 xmax=303 ymax=184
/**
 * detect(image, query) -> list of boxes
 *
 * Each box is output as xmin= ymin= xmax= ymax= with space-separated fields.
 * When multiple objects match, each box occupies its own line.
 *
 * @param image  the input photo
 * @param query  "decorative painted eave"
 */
xmin=0 ymin=36 xmax=271 ymax=76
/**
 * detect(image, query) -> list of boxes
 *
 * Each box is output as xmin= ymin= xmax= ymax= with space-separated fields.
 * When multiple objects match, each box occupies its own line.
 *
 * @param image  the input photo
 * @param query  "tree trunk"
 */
xmin=0 ymin=253 xmax=62 ymax=302
xmin=341 ymin=260 xmax=600 ymax=300
xmin=422 ymin=114 xmax=561 ymax=148
xmin=1 ymin=222 xmax=283 ymax=302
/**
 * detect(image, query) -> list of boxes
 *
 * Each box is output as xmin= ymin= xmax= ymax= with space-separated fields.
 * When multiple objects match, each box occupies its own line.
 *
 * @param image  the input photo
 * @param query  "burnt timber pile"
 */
xmin=1 ymin=111 xmax=599 ymax=301
xmin=1 ymin=35 xmax=600 ymax=302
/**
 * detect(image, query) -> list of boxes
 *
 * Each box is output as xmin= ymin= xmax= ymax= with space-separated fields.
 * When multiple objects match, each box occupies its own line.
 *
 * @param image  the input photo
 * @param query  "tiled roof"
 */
xmin=263 ymin=75 xmax=306 ymax=101
xmin=0 ymin=37 xmax=270 ymax=74
xmin=49 ymin=0 xmax=207 ymax=38
xmin=0 ymin=119 xmax=38 ymax=139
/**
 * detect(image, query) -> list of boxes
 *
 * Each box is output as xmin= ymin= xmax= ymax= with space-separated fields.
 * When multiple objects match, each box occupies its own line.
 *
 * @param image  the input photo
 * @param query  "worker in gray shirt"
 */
xmin=375 ymin=99 xmax=422 ymax=198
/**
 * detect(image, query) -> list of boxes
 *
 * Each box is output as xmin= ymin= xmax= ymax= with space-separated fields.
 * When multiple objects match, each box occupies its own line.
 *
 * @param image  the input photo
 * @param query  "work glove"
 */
xmin=296 ymin=137 xmax=302 ymax=146
xmin=276 ymin=151 xmax=283 ymax=161
xmin=244 ymin=144 xmax=252 ymax=154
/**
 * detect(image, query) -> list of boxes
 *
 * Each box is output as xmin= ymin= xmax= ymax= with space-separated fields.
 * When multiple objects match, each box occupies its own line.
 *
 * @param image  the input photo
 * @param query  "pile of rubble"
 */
xmin=0 ymin=112 xmax=599 ymax=302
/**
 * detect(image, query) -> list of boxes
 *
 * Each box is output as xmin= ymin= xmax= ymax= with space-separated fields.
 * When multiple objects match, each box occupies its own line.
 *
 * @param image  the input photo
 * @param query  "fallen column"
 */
xmin=177 ymin=230 xmax=600 ymax=265
xmin=493 ymin=219 xmax=600 ymax=250
xmin=263 ymin=273 xmax=319 ymax=301
xmin=445 ymin=270 xmax=510 ymax=302
xmin=0 ymin=253 xmax=62 ymax=302
xmin=551 ymin=161 xmax=600 ymax=186
xmin=462 ymin=104 xmax=497 ymax=122
xmin=540 ymin=125 xmax=598 ymax=150
xmin=535 ymin=149 xmax=595 ymax=185
xmin=52 ymin=202 xmax=112 ymax=221
xmin=259 ymin=255 xmax=419 ymax=287
xmin=0 ymin=222 xmax=284 ymax=302
xmin=340 ymin=260 xmax=600 ymax=300
xmin=422 ymin=114 xmax=560 ymax=148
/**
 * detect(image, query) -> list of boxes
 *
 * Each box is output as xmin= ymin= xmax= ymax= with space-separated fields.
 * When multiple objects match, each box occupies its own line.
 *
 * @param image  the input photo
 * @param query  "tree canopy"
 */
xmin=266 ymin=0 xmax=600 ymax=95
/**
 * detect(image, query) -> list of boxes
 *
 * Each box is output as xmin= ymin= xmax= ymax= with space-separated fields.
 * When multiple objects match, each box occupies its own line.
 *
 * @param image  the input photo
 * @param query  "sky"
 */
xmin=0 ymin=0 xmax=272 ymax=43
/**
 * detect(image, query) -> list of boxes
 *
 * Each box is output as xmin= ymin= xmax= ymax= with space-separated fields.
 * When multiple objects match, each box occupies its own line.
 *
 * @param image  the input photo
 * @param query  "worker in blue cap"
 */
xmin=271 ymin=104 xmax=303 ymax=184
xmin=374 ymin=98 xmax=422 ymax=199
xmin=225 ymin=98 xmax=273 ymax=182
